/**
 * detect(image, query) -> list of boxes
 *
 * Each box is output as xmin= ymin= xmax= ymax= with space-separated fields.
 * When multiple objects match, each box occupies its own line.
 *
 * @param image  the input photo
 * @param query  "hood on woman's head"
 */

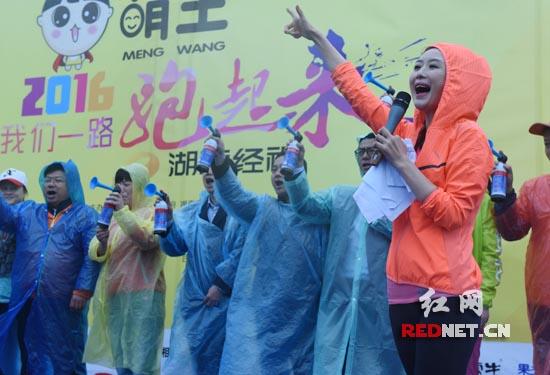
xmin=414 ymin=43 xmax=492 ymax=129
xmin=115 ymin=163 xmax=152 ymax=210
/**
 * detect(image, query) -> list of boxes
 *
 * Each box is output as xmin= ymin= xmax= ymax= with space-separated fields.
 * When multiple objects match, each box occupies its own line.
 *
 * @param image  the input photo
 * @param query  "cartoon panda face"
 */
xmin=37 ymin=0 xmax=113 ymax=57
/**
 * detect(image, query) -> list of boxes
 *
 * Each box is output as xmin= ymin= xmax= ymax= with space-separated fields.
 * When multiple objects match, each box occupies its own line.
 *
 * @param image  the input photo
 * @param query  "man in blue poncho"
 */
xmin=284 ymin=134 xmax=405 ymax=375
xmin=0 ymin=160 xmax=100 ymax=375
xmin=159 ymin=164 xmax=247 ymax=375
xmin=0 ymin=168 xmax=28 ymax=375
xmin=211 ymin=140 xmax=328 ymax=375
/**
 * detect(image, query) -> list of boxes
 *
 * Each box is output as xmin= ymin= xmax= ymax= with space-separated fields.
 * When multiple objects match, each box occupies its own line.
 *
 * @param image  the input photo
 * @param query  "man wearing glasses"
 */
xmin=283 ymin=133 xmax=405 ymax=375
xmin=0 ymin=160 xmax=99 ymax=375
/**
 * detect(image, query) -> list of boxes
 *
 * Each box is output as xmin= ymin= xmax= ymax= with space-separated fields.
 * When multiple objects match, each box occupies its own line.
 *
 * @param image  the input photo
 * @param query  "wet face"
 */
xmin=271 ymin=156 xmax=288 ymax=199
xmin=544 ymin=128 xmax=550 ymax=161
xmin=409 ymin=48 xmax=446 ymax=119
xmin=37 ymin=0 xmax=113 ymax=56
xmin=116 ymin=179 xmax=133 ymax=208
xmin=0 ymin=181 xmax=26 ymax=205
xmin=202 ymin=169 xmax=215 ymax=195
xmin=43 ymin=170 xmax=69 ymax=207
xmin=355 ymin=138 xmax=378 ymax=175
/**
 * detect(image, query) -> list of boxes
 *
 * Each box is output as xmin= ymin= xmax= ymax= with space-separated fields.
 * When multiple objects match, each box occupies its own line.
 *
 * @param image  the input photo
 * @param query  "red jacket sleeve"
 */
xmin=495 ymin=183 xmax=532 ymax=240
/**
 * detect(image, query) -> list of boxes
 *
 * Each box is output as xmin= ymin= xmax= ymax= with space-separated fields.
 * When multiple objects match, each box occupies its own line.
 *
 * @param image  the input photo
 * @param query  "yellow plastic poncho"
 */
xmin=84 ymin=163 xmax=166 ymax=375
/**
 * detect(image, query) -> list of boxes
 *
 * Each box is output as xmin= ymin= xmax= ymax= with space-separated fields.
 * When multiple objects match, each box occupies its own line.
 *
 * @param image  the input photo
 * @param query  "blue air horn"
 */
xmin=89 ymin=177 xmax=120 ymax=228
xmin=89 ymin=176 xmax=115 ymax=191
xmin=196 ymin=115 xmax=221 ymax=174
xmin=363 ymin=71 xmax=396 ymax=96
xmin=277 ymin=116 xmax=303 ymax=178
xmin=277 ymin=116 xmax=303 ymax=142
xmin=144 ymin=183 xmax=164 ymax=198
xmin=488 ymin=139 xmax=508 ymax=203
xmin=144 ymin=183 xmax=169 ymax=236
xmin=199 ymin=115 xmax=221 ymax=137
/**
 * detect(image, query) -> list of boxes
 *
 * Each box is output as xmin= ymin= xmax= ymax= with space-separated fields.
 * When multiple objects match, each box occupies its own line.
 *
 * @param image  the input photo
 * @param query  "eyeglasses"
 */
xmin=354 ymin=147 xmax=378 ymax=158
xmin=44 ymin=177 xmax=66 ymax=185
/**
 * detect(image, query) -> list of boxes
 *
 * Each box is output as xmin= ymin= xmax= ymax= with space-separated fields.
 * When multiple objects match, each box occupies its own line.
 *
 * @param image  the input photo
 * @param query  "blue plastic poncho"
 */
xmin=214 ymin=168 xmax=327 ymax=375
xmin=84 ymin=163 xmax=166 ymax=374
xmin=0 ymin=160 xmax=99 ymax=375
xmin=160 ymin=191 xmax=247 ymax=375
xmin=0 ymin=206 xmax=22 ymax=375
xmin=285 ymin=172 xmax=405 ymax=375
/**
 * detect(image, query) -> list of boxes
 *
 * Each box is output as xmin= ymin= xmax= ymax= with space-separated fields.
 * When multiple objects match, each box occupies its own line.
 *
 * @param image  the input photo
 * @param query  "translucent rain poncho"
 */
xmin=160 ymin=191 xmax=247 ymax=375
xmin=84 ymin=163 xmax=166 ymax=375
xmin=0 ymin=160 xmax=100 ymax=375
xmin=214 ymin=165 xmax=328 ymax=375
xmin=0 ymin=187 xmax=24 ymax=375
xmin=285 ymin=172 xmax=405 ymax=375
xmin=495 ymin=174 xmax=550 ymax=374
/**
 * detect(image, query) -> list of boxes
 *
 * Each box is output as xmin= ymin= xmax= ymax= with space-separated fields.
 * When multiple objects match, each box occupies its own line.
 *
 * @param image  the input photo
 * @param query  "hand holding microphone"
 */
xmin=372 ymin=91 xmax=412 ymax=166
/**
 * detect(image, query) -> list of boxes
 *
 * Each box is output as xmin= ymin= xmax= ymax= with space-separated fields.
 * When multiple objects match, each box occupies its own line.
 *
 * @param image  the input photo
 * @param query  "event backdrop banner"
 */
xmin=1 ymin=1 xmax=549 ymax=369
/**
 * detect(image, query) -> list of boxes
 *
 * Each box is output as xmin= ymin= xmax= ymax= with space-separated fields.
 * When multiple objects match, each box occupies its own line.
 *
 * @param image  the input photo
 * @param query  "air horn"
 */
xmin=200 ymin=115 xmax=221 ymax=137
xmin=488 ymin=139 xmax=508 ymax=203
xmin=363 ymin=71 xmax=396 ymax=96
xmin=277 ymin=116 xmax=303 ymax=178
xmin=89 ymin=177 xmax=120 ymax=228
xmin=276 ymin=116 xmax=303 ymax=142
xmin=144 ymin=183 xmax=169 ymax=235
xmin=144 ymin=183 xmax=164 ymax=198
xmin=196 ymin=115 xmax=221 ymax=174
xmin=89 ymin=176 xmax=115 ymax=191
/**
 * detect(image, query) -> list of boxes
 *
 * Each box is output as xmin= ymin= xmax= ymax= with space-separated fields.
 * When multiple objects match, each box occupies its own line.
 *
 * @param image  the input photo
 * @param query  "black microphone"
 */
xmin=369 ymin=91 xmax=411 ymax=166
xmin=384 ymin=91 xmax=411 ymax=133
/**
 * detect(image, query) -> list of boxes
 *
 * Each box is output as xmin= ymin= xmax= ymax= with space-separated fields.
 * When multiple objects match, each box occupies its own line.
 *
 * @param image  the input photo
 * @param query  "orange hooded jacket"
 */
xmin=332 ymin=43 xmax=494 ymax=294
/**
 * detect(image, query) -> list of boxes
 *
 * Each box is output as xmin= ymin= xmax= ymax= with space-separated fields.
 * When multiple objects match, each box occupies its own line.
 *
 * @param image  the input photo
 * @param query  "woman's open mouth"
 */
xmin=414 ymin=83 xmax=431 ymax=99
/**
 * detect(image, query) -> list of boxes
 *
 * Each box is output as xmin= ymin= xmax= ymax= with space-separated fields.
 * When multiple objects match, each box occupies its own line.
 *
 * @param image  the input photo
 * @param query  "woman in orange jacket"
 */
xmin=284 ymin=6 xmax=494 ymax=375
